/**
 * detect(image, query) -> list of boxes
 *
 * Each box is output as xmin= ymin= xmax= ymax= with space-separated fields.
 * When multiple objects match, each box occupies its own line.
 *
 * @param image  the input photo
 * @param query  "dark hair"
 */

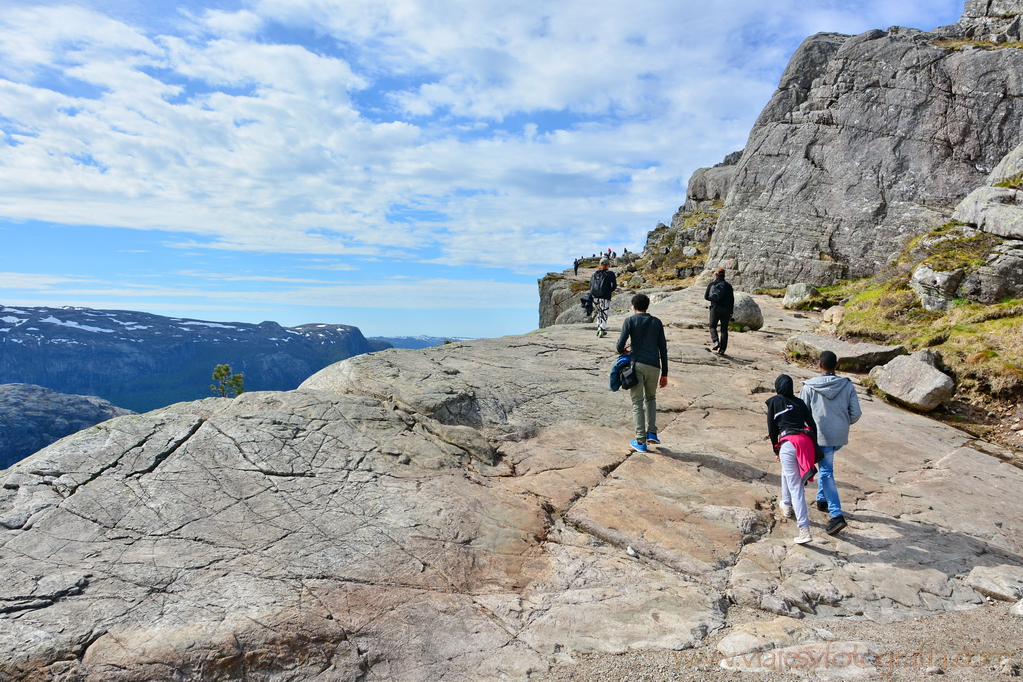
xmin=820 ymin=350 xmax=837 ymax=372
xmin=632 ymin=293 xmax=650 ymax=311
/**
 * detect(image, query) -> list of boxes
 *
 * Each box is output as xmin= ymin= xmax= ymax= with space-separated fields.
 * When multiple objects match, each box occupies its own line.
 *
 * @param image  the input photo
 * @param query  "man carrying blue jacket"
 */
xmin=616 ymin=293 xmax=668 ymax=453
xmin=799 ymin=350 xmax=861 ymax=536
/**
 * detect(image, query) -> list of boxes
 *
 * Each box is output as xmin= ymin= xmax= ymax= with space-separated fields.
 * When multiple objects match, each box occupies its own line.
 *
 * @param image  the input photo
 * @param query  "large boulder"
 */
xmin=786 ymin=334 xmax=905 ymax=371
xmin=731 ymin=293 xmax=764 ymax=331
xmin=872 ymin=350 xmax=956 ymax=412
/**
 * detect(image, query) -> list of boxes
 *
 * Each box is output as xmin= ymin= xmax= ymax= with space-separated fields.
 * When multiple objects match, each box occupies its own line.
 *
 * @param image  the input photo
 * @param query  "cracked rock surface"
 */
xmin=2 ymin=291 xmax=1022 ymax=681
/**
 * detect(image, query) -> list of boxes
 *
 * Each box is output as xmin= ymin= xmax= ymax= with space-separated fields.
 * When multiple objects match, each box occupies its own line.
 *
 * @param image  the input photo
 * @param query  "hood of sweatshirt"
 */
xmin=774 ymin=374 xmax=794 ymax=397
xmin=801 ymin=374 xmax=851 ymax=400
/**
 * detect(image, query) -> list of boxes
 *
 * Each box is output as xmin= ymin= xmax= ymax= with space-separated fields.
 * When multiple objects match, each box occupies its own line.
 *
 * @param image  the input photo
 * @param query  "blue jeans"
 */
xmin=816 ymin=445 xmax=843 ymax=517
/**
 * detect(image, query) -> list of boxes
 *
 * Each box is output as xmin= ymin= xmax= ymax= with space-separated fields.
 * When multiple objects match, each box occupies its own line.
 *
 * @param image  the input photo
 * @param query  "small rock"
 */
xmin=925 ymin=666 xmax=945 ymax=675
xmin=782 ymin=283 xmax=818 ymax=309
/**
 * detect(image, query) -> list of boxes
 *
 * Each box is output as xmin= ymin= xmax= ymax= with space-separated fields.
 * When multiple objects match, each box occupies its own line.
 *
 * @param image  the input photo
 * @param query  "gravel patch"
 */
xmin=534 ymin=601 xmax=1022 ymax=681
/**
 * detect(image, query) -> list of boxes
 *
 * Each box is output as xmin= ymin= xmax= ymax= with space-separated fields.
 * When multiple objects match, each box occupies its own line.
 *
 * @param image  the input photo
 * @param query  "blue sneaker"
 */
xmin=630 ymin=439 xmax=648 ymax=453
xmin=646 ymin=433 xmax=660 ymax=445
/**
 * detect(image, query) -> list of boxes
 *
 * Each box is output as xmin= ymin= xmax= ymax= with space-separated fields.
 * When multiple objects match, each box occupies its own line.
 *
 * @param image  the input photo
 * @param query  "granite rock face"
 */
xmin=0 ymin=384 xmax=134 ymax=470
xmin=3 ymin=290 xmax=1022 ymax=681
xmin=0 ymin=305 xmax=384 ymax=413
xmin=706 ymin=14 xmax=1023 ymax=289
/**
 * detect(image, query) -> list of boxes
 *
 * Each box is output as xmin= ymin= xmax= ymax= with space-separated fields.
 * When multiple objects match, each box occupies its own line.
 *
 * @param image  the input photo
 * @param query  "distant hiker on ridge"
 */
xmin=766 ymin=374 xmax=818 ymax=545
xmin=616 ymin=293 xmax=667 ymax=453
xmin=573 ymin=258 xmax=580 ymax=276
xmin=799 ymin=350 xmax=860 ymax=536
xmin=704 ymin=268 xmax=734 ymax=356
xmin=589 ymin=258 xmax=617 ymax=338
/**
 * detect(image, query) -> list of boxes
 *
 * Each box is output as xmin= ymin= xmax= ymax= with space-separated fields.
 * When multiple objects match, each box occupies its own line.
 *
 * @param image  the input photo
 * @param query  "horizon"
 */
xmin=0 ymin=0 xmax=964 ymax=338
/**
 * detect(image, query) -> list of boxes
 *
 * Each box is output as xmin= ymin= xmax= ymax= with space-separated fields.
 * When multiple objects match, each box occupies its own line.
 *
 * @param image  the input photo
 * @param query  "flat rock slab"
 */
xmin=966 ymin=565 xmax=1023 ymax=601
xmin=717 ymin=616 xmax=829 ymax=657
xmin=787 ymin=334 xmax=905 ymax=372
xmin=3 ymin=288 xmax=1023 ymax=681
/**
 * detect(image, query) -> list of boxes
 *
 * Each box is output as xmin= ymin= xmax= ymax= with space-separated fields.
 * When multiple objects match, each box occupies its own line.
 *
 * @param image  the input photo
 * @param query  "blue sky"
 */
xmin=0 ymin=0 xmax=963 ymax=337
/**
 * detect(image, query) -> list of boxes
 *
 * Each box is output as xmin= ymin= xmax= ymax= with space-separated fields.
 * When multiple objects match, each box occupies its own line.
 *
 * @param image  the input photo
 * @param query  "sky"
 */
xmin=0 ymin=0 xmax=964 ymax=337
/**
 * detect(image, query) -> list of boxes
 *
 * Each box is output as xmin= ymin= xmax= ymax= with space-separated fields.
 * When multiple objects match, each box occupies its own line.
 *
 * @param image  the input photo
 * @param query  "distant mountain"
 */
xmin=0 ymin=305 xmax=388 ymax=413
xmin=0 ymin=383 xmax=134 ymax=469
xmin=368 ymin=335 xmax=473 ymax=350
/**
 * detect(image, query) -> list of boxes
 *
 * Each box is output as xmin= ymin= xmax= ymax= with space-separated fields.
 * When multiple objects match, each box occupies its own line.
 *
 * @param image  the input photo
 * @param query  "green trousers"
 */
xmin=630 ymin=362 xmax=660 ymax=442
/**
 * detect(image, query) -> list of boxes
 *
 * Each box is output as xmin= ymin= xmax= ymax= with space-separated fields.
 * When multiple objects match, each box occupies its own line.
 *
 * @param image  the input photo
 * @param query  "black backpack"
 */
xmin=590 ymin=270 xmax=615 ymax=298
xmin=708 ymin=280 xmax=726 ymax=303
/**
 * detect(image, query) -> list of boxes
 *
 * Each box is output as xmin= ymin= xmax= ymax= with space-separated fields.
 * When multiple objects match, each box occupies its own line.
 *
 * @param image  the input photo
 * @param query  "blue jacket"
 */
xmin=610 ymin=354 xmax=632 ymax=391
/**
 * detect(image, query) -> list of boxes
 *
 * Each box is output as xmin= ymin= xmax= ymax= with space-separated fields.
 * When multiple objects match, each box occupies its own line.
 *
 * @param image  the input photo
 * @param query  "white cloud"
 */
xmin=0 ymin=0 xmax=965 ymax=281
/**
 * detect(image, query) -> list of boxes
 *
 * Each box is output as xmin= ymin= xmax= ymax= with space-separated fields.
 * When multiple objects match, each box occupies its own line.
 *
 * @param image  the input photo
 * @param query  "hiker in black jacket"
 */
xmin=616 ymin=293 xmax=668 ymax=453
xmin=766 ymin=374 xmax=818 ymax=545
xmin=589 ymin=258 xmax=618 ymax=338
xmin=704 ymin=268 xmax=734 ymax=356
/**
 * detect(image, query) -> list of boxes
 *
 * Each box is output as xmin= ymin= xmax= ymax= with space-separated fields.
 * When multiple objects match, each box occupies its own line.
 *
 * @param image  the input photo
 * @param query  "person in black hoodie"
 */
xmin=766 ymin=374 xmax=818 ymax=545
xmin=704 ymin=268 xmax=734 ymax=356
xmin=616 ymin=293 xmax=668 ymax=453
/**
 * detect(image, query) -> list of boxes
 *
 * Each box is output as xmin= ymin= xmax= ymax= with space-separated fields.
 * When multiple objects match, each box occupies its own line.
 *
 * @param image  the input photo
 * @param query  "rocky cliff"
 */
xmin=3 ymin=290 xmax=1022 ymax=681
xmin=0 ymin=384 xmax=133 ymax=469
xmin=0 ymin=305 xmax=387 ymax=413
xmin=705 ymin=2 xmax=1023 ymax=289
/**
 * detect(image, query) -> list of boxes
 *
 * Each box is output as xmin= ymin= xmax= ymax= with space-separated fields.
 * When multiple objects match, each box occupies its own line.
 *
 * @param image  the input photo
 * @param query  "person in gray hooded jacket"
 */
xmin=799 ymin=350 xmax=861 ymax=536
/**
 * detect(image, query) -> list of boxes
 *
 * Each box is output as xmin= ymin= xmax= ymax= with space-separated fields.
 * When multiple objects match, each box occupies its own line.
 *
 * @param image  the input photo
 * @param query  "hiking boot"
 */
xmin=825 ymin=515 xmax=848 ymax=536
xmin=816 ymin=499 xmax=828 ymax=513
xmin=793 ymin=527 xmax=813 ymax=545
xmin=711 ymin=343 xmax=720 ymax=352
xmin=646 ymin=433 xmax=660 ymax=445
xmin=597 ymin=330 xmax=607 ymax=338
xmin=780 ymin=503 xmax=794 ymax=519
xmin=629 ymin=439 xmax=648 ymax=453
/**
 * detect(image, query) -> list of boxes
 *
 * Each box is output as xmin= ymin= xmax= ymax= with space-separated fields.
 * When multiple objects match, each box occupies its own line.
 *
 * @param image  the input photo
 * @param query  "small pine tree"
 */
xmin=211 ymin=364 xmax=245 ymax=398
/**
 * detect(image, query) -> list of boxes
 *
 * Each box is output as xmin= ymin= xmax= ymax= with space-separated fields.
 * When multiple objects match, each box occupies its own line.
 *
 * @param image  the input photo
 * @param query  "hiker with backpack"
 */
xmin=589 ymin=258 xmax=618 ymax=338
xmin=799 ymin=350 xmax=860 ymax=536
xmin=616 ymin=293 xmax=667 ymax=453
xmin=704 ymin=268 xmax=734 ymax=356
xmin=766 ymin=374 xmax=819 ymax=545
